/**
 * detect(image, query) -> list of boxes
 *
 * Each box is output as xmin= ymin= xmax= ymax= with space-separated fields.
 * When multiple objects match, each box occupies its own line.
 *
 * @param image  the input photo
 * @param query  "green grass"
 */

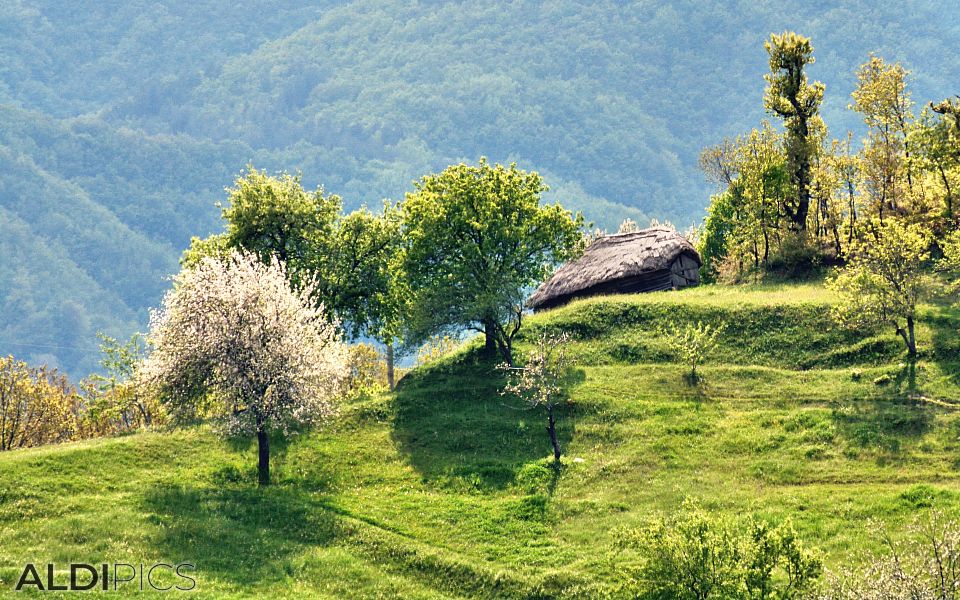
xmin=3 ymin=281 xmax=960 ymax=597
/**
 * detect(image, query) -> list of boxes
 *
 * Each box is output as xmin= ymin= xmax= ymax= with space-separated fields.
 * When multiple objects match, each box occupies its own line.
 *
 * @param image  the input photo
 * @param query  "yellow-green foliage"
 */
xmin=615 ymin=500 xmax=821 ymax=599
xmin=0 ymin=356 xmax=78 ymax=450
xmin=415 ymin=336 xmax=462 ymax=367
xmin=828 ymin=219 xmax=931 ymax=355
xmin=661 ymin=320 xmax=724 ymax=379
xmin=345 ymin=343 xmax=389 ymax=397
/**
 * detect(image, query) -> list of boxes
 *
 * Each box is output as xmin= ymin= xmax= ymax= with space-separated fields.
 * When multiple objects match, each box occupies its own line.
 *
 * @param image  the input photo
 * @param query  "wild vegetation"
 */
xmin=1 ymin=6 xmax=960 ymax=596
xmin=698 ymin=36 xmax=960 ymax=285
xmin=3 ymin=284 xmax=960 ymax=597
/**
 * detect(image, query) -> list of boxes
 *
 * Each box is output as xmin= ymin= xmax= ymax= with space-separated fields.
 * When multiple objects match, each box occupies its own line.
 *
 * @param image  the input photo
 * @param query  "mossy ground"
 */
xmin=2 ymin=282 xmax=960 ymax=598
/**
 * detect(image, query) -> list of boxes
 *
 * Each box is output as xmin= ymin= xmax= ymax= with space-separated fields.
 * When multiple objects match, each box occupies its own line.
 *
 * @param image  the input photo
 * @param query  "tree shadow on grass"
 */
xmin=831 ymin=396 xmax=932 ymax=458
xmin=390 ymin=356 xmax=580 ymax=491
xmin=141 ymin=483 xmax=337 ymax=586
xmin=926 ymin=304 xmax=960 ymax=388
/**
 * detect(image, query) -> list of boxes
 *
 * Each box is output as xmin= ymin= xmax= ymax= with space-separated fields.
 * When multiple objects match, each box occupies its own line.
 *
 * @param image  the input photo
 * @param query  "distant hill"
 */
xmin=1 ymin=0 xmax=958 ymax=374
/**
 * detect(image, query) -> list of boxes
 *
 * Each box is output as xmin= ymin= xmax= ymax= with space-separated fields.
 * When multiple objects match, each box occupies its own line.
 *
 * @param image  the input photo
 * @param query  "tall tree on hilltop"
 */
xmin=850 ymin=56 xmax=914 ymax=221
xmin=399 ymin=159 xmax=584 ymax=365
xmin=931 ymin=97 xmax=960 ymax=142
xmin=764 ymin=32 xmax=825 ymax=232
xmin=911 ymin=107 xmax=960 ymax=219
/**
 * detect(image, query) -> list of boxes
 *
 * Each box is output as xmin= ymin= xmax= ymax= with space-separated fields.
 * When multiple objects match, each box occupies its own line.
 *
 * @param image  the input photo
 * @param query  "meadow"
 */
xmin=2 ymin=282 xmax=960 ymax=598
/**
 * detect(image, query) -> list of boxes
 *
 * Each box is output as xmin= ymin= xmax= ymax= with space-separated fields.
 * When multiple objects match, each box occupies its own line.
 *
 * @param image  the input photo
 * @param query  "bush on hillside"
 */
xmin=613 ymin=501 xmax=822 ymax=599
xmin=79 ymin=332 xmax=164 ymax=434
xmin=0 ymin=356 xmax=79 ymax=450
xmin=344 ymin=343 xmax=389 ymax=398
xmin=415 ymin=335 xmax=463 ymax=368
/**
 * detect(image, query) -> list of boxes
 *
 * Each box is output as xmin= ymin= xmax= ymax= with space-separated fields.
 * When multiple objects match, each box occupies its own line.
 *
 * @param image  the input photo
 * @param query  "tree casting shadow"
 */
xmin=390 ymin=358 xmax=579 ymax=491
xmin=831 ymin=396 xmax=932 ymax=457
xmin=141 ymin=483 xmax=336 ymax=586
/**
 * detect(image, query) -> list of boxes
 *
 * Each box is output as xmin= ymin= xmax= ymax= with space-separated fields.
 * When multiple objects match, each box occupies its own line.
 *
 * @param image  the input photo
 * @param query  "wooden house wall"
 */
xmin=670 ymin=253 xmax=700 ymax=288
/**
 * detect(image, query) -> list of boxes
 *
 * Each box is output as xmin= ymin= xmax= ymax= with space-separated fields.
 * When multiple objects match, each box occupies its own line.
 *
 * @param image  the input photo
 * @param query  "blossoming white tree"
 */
xmin=140 ymin=251 xmax=347 ymax=485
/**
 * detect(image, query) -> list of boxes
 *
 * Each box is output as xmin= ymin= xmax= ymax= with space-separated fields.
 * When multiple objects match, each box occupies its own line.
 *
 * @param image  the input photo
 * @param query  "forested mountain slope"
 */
xmin=1 ymin=0 xmax=958 ymax=374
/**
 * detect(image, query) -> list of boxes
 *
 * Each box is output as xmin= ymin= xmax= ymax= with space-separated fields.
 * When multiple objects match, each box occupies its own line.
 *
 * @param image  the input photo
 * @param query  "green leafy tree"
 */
xmin=828 ymin=219 xmax=930 ymax=357
xmin=185 ymin=169 xmax=405 ymax=383
xmin=308 ymin=202 xmax=406 ymax=352
xmin=931 ymin=97 xmax=960 ymax=142
xmin=499 ymin=332 xmax=576 ymax=463
xmin=400 ymin=159 xmax=584 ymax=364
xmin=911 ymin=107 xmax=960 ymax=218
xmin=82 ymin=332 xmax=160 ymax=431
xmin=764 ymin=31 xmax=825 ymax=231
xmin=698 ymin=125 xmax=792 ymax=280
xmin=850 ymin=56 xmax=915 ymax=221
xmin=220 ymin=166 xmax=341 ymax=285
xmin=312 ymin=203 xmax=407 ymax=387
xmin=181 ymin=233 xmax=230 ymax=269
xmin=939 ymin=228 xmax=960 ymax=290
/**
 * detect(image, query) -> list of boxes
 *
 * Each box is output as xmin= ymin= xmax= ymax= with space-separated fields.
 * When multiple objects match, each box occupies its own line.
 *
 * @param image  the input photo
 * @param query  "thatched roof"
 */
xmin=527 ymin=227 xmax=701 ymax=309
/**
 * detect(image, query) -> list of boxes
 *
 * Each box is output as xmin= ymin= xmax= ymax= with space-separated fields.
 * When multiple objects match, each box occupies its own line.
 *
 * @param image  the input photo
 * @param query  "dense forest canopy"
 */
xmin=1 ymin=0 xmax=958 ymax=374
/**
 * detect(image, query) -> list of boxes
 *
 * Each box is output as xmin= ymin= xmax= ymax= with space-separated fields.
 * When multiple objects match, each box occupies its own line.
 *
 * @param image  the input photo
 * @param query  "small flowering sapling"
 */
xmin=662 ymin=320 xmax=724 ymax=382
xmin=140 ymin=251 xmax=347 ymax=486
xmin=499 ymin=332 xmax=575 ymax=464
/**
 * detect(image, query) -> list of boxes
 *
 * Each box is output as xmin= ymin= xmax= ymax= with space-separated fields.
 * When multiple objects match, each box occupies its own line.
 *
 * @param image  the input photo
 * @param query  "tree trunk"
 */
xmin=546 ymin=405 xmax=561 ymax=463
xmin=940 ymin=165 xmax=954 ymax=218
xmin=257 ymin=427 xmax=270 ymax=486
xmin=848 ymin=186 xmax=856 ymax=245
xmin=495 ymin=334 xmax=513 ymax=366
xmin=897 ymin=317 xmax=917 ymax=358
xmin=386 ymin=342 xmax=395 ymax=391
xmin=483 ymin=319 xmax=497 ymax=357
xmin=907 ymin=316 xmax=916 ymax=357
xmin=795 ymin=159 xmax=811 ymax=230
xmin=135 ymin=396 xmax=151 ymax=427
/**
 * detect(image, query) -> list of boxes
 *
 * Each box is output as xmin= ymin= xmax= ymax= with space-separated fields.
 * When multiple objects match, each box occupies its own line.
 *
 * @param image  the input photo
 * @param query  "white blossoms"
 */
xmin=140 ymin=250 xmax=348 ymax=436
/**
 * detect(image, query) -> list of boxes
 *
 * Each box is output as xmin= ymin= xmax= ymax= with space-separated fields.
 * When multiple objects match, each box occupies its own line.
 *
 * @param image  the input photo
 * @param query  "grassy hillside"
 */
xmin=2 ymin=283 xmax=960 ymax=598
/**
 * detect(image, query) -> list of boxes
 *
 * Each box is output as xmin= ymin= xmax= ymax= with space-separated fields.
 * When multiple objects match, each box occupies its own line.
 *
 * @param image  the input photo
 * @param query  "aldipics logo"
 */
xmin=14 ymin=563 xmax=196 ymax=592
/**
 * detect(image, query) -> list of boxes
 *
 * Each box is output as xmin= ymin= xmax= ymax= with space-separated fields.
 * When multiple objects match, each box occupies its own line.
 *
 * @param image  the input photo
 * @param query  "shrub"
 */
xmin=344 ymin=343 xmax=389 ymax=398
xmin=415 ymin=335 xmax=462 ymax=367
xmin=614 ymin=501 xmax=822 ymax=599
xmin=79 ymin=332 xmax=164 ymax=435
xmin=0 ymin=356 xmax=80 ymax=450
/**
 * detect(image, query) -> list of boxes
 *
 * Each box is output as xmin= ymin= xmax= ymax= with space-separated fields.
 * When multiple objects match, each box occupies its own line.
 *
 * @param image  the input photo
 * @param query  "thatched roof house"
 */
xmin=527 ymin=227 xmax=701 ymax=311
